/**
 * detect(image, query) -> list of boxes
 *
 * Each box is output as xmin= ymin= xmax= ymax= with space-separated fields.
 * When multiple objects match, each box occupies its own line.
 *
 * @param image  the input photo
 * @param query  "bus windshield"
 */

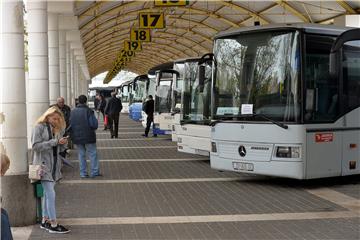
xmin=133 ymin=80 xmax=147 ymax=102
xmin=183 ymin=60 xmax=212 ymax=123
xmin=155 ymin=72 xmax=173 ymax=113
xmin=213 ymin=30 xmax=301 ymax=122
xmin=121 ymin=85 xmax=129 ymax=103
xmin=173 ymin=62 xmax=184 ymax=112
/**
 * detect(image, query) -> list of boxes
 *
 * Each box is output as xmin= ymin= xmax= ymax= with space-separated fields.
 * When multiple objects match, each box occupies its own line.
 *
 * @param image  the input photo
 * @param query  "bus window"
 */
xmin=305 ymin=34 xmax=339 ymax=122
xmin=343 ymin=40 xmax=360 ymax=112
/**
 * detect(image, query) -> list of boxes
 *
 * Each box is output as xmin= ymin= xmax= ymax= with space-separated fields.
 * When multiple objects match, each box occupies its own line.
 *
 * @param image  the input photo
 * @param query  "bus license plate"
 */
xmin=195 ymin=149 xmax=209 ymax=156
xmin=233 ymin=162 xmax=254 ymax=171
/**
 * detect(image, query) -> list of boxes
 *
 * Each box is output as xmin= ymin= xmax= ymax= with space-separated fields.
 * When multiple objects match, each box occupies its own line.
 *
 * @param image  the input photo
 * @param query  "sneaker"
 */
xmin=80 ymin=174 xmax=89 ymax=178
xmin=40 ymin=221 xmax=51 ymax=231
xmin=152 ymin=134 xmax=158 ymax=137
xmin=48 ymin=224 xmax=70 ymax=234
xmin=142 ymin=134 xmax=148 ymax=137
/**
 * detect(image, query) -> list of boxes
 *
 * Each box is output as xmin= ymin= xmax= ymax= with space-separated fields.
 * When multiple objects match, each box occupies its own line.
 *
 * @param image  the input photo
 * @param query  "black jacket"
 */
xmin=143 ymin=99 xmax=155 ymax=117
xmin=105 ymin=97 xmax=123 ymax=115
xmin=69 ymin=104 xmax=98 ymax=144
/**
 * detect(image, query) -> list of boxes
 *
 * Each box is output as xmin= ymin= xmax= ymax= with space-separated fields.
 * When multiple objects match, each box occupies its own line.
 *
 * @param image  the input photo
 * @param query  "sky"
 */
xmin=89 ymin=70 xmax=138 ymax=88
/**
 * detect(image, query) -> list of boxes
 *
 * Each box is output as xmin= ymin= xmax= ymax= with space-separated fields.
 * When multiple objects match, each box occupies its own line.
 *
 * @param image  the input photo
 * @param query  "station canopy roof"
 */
xmin=74 ymin=0 xmax=360 ymax=81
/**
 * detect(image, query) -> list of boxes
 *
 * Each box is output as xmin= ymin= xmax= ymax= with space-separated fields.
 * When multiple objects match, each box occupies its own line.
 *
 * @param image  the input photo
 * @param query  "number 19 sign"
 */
xmin=130 ymin=28 xmax=151 ymax=42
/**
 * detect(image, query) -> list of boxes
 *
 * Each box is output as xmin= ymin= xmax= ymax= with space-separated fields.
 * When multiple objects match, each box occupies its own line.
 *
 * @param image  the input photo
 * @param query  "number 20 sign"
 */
xmin=139 ymin=13 xmax=165 ymax=29
xmin=130 ymin=29 xmax=151 ymax=42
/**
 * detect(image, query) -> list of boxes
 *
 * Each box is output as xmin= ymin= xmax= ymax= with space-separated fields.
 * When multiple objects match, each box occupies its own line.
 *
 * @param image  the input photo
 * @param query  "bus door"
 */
xmin=332 ymin=29 xmax=360 ymax=176
xmin=305 ymin=33 xmax=342 ymax=178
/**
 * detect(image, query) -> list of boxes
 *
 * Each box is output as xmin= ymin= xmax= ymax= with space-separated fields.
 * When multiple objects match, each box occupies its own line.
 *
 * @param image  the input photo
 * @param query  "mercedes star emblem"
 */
xmin=238 ymin=145 xmax=246 ymax=157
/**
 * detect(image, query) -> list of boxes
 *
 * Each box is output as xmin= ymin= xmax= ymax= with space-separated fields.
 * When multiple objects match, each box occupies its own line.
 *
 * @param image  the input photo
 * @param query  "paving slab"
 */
xmin=29 ymin=217 xmax=360 ymax=240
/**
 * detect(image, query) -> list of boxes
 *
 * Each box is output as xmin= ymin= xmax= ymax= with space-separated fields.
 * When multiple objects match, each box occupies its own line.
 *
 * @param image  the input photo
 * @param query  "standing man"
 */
xmin=53 ymin=97 xmax=71 ymax=133
xmin=94 ymin=94 xmax=100 ymax=119
xmin=70 ymin=95 xmax=101 ymax=178
xmin=143 ymin=95 xmax=157 ymax=137
xmin=104 ymin=92 xmax=123 ymax=138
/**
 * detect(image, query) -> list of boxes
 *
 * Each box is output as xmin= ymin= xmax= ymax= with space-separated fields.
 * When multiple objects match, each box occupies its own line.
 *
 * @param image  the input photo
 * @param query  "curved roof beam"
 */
xmin=87 ymin=30 xmax=208 ymax=59
xmin=86 ymin=37 xmax=194 ymax=63
xmin=88 ymin=49 xmax=172 ymax=68
xmin=83 ymin=28 xmax=129 ymax=49
xmin=83 ymin=18 xmax=214 ymax=51
xmin=336 ymin=0 xmax=357 ymax=14
xmin=220 ymin=0 xmax=270 ymax=24
xmin=81 ymin=9 xmax=220 ymax=41
xmin=77 ymin=1 xmax=106 ymax=18
xmin=87 ymin=37 xmax=198 ymax=62
xmin=276 ymin=1 xmax=310 ymax=23
xmin=79 ymin=2 xmax=240 ymax=32
xmin=237 ymin=3 xmax=277 ymax=26
xmin=87 ymin=42 xmax=185 ymax=69
xmin=85 ymin=25 xmax=209 ymax=57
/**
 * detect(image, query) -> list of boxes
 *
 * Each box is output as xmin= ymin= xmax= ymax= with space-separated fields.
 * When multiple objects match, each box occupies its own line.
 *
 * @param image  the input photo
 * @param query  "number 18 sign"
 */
xmin=130 ymin=28 xmax=151 ymax=42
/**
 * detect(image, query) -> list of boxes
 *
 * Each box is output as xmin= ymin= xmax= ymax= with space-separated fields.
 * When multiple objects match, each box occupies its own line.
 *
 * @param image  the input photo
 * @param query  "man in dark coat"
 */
xmin=70 ymin=95 xmax=101 ymax=178
xmin=143 ymin=95 xmax=157 ymax=137
xmin=104 ymin=92 xmax=123 ymax=138
xmin=53 ymin=97 xmax=71 ymax=133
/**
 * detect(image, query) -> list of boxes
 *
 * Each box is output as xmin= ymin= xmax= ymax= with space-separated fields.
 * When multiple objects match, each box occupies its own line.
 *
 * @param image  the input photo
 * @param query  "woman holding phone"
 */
xmin=31 ymin=106 xmax=70 ymax=234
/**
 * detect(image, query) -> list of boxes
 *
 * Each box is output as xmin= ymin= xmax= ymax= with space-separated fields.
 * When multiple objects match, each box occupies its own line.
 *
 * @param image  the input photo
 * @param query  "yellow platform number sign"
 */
xmin=124 ymin=41 xmax=142 ymax=51
xmin=130 ymin=29 xmax=151 ymax=42
xmin=139 ymin=13 xmax=165 ymax=29
xmin=154 ymin=0 xmax=188 ymax=6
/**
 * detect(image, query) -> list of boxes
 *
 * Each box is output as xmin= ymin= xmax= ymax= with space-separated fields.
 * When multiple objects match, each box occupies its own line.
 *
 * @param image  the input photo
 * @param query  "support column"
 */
xmin=27 ymin=0 xmax=49 ymax=143
xmin=59 ymin=30 xmax=67 ymax=101
xmin=48 ymin=13 xmax=60 ymax=104
xmin=0 ymin=0 xmax=36 ymax=226
xmin=66 ymin=41 xmax=71 ymax=105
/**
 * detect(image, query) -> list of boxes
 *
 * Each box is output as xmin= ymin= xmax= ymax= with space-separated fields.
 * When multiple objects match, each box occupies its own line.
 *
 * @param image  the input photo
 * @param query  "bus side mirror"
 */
xmin=198 ymin=65 xmax=205 ymax=92
xmin=329 ymin=28 xmax=360 ymax=79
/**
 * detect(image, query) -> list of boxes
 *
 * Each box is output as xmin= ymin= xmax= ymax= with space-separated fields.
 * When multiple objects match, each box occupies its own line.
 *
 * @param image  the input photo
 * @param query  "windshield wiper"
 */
xmin=252 ymin=113 xmax=288 ymax=129
xmin=211 ymin=113 xmax=288 ymax=129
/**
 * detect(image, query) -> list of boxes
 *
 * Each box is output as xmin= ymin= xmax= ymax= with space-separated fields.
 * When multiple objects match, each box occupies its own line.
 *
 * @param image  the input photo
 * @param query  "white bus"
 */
xmin=119 ymin=80 xmax=131 ymax=113
xmin=177 ymin=55 xmax=213 ymax=156
xmin=210 ymin=24 xmax=360 ymax=179
xmin=171 ymin=59 xmax=185 ymax=141
xmin=153 ymin=69 xmax=180 ymax=135
xmin=141 ymin=75 xmax=156 ymax=128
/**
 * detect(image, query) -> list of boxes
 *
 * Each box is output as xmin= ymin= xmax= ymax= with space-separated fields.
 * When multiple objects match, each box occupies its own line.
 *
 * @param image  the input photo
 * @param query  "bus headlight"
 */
xmin=211 ymin=142 xmax=217 ymax=153
xmin=276 ymin=146 xmax=300 ymax=158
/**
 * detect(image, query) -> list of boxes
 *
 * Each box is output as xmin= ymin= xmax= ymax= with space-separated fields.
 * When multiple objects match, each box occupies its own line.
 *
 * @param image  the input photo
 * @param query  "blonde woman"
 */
xmin=31 ymin=106 xmax=70 ymax=234
xmin=1 ymin=153 xmax=13 ymax=240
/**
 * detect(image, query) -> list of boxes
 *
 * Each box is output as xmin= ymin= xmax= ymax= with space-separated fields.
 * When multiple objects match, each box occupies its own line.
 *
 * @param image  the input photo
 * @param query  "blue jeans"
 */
xmin=41 ymin=181 xmax=56 ymax=221
xmin=76 ymin=143 xmax=99 ymax=177
xmin=1 ymin=208 xmax=13 ymax=240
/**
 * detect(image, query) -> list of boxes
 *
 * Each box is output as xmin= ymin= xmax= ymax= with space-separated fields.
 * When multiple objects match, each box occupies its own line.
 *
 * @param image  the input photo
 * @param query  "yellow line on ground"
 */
xmin=58 ymin=211 xmax=358 ymax=226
